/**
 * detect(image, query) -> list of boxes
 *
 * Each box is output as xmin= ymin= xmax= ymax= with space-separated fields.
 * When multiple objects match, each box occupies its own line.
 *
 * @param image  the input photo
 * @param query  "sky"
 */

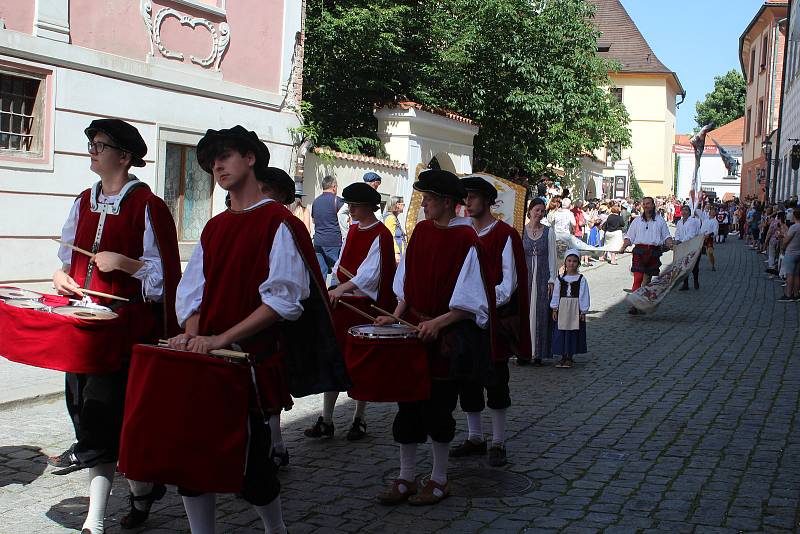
xmin=618 ymin=0 xmax=764 ymax=134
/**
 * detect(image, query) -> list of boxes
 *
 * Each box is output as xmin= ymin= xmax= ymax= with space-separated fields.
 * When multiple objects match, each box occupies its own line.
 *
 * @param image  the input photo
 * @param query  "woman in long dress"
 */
xmin=522 ymin=198 xmax=558 ymax=365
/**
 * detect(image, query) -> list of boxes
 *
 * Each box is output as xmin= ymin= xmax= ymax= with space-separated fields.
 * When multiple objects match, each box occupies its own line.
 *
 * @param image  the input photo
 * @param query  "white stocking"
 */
xmin=81 ymin=462 xmax=115 ymax=534
xmin=431 ymin=441 xmax=449 ymax=487
xmin=466 ymin=412 xmax=483 ymax=442
xmin=182 ymin=493 xmax=216 ymax=534
xmin=253 ymin=495 xmax=287 ymax=534
xmin=322 ymin=391 xmax=338 ymax=423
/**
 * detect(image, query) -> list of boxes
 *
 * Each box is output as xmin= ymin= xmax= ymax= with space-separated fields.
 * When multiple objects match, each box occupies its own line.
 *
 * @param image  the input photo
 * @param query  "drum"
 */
xmin=0 ymin=296 xmax=154 ymax=374
xmin=0 ymin=287 xmax=43 ymax=300
xmin=118 ymin=344 xmax=252 ymax=494
xmin=345 ymin=324 xmax=431 ymax=402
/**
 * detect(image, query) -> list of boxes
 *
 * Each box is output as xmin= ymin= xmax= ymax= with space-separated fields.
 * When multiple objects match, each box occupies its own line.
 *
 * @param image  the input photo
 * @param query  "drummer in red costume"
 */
xmin=304 ymin=182 xmax=396 ymax=441
xmin=451 ymin=176 xmax=531 ymax=467
xmin=375 ymin=169 xmax=495 ymax=506
xmin=51 ymin=119 xmax=181 ymax=534
xmin=165 ymin=125 xmax=348 ymax=534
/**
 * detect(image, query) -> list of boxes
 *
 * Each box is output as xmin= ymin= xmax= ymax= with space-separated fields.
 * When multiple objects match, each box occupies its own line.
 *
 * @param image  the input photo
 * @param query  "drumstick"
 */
xmin=79 ymin=288 xmax=129 ymax=302
xmin=158 ymin=340 xmax=249 ymax=360
xmin=53 ymin=239 xmax=94 ymax=258
xmin=370 ymin=304 xmax=420 ymax=331
xmin=337 ymin=265 xmax=355 ymax=280
xmin=337 ymin=300 xmax=378 ymax=322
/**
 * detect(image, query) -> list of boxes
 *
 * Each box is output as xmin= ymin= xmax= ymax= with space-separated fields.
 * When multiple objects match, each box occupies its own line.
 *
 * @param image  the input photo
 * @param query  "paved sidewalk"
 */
xmin=0 ymin=359 xmax=63 ymax=409
xmin=0 ymin=239 xmax=798 ymax=533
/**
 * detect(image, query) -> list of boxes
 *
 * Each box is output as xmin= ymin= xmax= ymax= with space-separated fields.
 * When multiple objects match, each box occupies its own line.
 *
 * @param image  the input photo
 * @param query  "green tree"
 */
xmin=694 ymin=70 xmax=746 ymax=130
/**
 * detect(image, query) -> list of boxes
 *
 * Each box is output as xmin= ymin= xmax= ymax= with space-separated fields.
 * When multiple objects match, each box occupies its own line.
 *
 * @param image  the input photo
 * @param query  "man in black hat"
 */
xmin=374 ymin=169 xmax=494 ymax=506
xmin=452 ymin=176 xmax=531 ymax=467
xmin=338 ymin=171 xmax=384 ymax=242
xmin=50 ymin=118 xmax=181 ymax=533
xmin=162 ymin=125 xmax=348 ymax=533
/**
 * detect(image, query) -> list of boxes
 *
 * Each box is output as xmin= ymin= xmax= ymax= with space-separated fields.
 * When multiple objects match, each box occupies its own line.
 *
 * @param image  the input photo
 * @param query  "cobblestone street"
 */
xmin=1 ymin=239 xmax=799 ymax=533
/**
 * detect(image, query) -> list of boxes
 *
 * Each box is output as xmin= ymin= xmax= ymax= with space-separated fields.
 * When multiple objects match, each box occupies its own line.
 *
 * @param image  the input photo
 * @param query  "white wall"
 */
xmin=778 ymin=0 xmax=800 ymax=200
xmin=675 ymin=151 xmax=742 ymax=201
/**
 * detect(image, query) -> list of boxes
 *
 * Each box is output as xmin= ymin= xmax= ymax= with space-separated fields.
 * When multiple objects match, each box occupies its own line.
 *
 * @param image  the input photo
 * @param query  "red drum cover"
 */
xmin=345 ymin=333 xmax=431 ymax=402
xmin=332 ymin=296 xmax=374 ymax=342
xmin=0 ymin=299 xmax=153 ymax=374
xmin=118 ymin=344 xmax=251 ymax=494
xmin=253 ymin=351 xmax=293 ymax=414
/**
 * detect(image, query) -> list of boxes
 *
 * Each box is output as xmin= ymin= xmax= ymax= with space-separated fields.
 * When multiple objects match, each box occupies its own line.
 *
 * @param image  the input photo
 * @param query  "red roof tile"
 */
xmin=313 ymin=147 xmax=408 ymax=171
xmin=390 ymin=101 xmax=476 ymax=126
xmin=675 ymin=117 xmax=745 ymax=148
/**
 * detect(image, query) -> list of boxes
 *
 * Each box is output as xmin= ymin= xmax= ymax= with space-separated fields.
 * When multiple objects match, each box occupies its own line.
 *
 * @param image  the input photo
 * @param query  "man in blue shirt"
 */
xmin=311 ymin=175 xmax=345 ymax=281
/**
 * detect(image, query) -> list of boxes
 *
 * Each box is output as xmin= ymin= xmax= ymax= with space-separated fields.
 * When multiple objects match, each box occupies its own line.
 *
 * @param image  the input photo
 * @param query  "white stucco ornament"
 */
xmin=141 ymin=0 xmax=230 ymax=71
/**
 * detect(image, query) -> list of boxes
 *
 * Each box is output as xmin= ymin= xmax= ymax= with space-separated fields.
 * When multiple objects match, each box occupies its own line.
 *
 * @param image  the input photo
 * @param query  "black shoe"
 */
xmin=449 ymin=439 xmax=487 ymax=458
xmin=346 ymin=417 xmax=367 ymax=441
xmin=271 ymin=448 xmax=290 ymax=467
xmin=120 ymin=483 xmax=167 ymax=529
xmin=778 ymin=295 xmax=794 ymax=303
xmin=47 ymin=443 xmax=76 ymax=468
xmin=694 ymin=281 xmax=700 ymax=290
xmin=304 ymin=417 xmax=334 ymax=438
xmin=488 ymin=445 xmax=507 ymax=467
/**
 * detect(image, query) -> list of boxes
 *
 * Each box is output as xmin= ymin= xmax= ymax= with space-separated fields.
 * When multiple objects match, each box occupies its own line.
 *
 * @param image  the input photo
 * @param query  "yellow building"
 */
xmin=584 ymin=0 xmax=685 ymax=199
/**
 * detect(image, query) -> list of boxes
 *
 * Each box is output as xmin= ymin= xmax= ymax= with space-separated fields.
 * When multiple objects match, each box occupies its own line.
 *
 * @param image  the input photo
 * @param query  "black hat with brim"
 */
xmin=196 ymin=125 xmax=270 ymax=174
xmin=413 ymin=169 xmax=466 ymax=202
xmin=461 ymin=175 xmax=498 ymax=203
xmin=261 ymin=167 xmax=295 ymax=205
xmin=84 ymin=119 xmax=147 ymax=167
xmin=342 ymin=182 xmax=381 ymax=208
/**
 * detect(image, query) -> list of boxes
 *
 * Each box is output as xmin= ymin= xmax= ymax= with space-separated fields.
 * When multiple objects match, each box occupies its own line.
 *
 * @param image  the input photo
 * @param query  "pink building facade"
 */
xmin=0 ymin=0 xmax=304 ymax=286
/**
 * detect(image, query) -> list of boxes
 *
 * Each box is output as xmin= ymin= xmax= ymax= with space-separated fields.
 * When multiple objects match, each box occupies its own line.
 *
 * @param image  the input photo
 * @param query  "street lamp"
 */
xmin=762 ymin=139 xmax=773 ymax=203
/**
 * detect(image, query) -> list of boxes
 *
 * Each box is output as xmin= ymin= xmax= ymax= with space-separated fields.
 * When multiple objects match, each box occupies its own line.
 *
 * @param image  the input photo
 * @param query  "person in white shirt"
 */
xmin=551 ymin=198 xmax=577 ymax=237
xmin=674 ymin=204 xmax=703 ymax=290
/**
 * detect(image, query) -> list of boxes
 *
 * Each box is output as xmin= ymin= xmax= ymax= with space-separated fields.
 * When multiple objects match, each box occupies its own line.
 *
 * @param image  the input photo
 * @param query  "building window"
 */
xmin=745 ymin=108 xmax=751 ymax=143
xmin=750 ymin=48 xmax=756 ymax=81
xmin=756 ymin=99 xmax=764 ymax=138
xmin=761 ymin=35 xmax=769 ymax=70
xmin=610 ymin=87 xmax=623 ymax=103
xmin=163 ymin=143 xmax=214 ymax=241
xmin=0 ymin=72 xmax=45 ymax=157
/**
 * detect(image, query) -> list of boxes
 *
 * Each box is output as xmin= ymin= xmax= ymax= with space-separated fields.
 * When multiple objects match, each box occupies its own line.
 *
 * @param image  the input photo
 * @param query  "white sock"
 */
xmin=431 ymin=441 xmax=449 ymax=487
xmin=268 ymin=414 xmax=284 ymax=453
xmin=322 ymin=391 xmax=338 ymax=423
xmin=353 ymin=400 xmax=367 ymax=420
xmin=399 ymin=443 xmax=417 ymax=483
xmin=81 ymin=462 xmax=115 ymax=534
xmin=253 ymin=495 xmax=287 ymax=534
xmin=489 ymin=408 xmax=507 ymax=446
xmin=127 ymin=479 xmax=154 ymax=512
xmin=466 ymin=412 xmax=483 ymax=442
xmin=182 ymin=493 xmax=216 ymax=534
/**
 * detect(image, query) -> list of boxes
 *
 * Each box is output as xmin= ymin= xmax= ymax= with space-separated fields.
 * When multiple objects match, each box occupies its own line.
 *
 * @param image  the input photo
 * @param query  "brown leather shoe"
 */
xmin=449 ymin=439 xmax=487 ymax=457
xmin=408 ymin=480 xmax=450 ymax=506
xmin=376 ymin=479 xmax=417 ymax=505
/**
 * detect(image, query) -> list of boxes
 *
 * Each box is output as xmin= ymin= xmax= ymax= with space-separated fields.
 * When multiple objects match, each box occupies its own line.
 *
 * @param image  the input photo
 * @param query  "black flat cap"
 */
xmin=413 ymin=169 xmax=466 ymax=201
xmin=196 ymin=125 xmax=270 ymax=174
xmin=342 ymin=182 xmax=381 ymax=208
xmin=461 ymin=175 xmax=498 ymax=203
xmin=261 ymin=167 xmax=295 ymax=205
xmin=85 ymin=119 xmax=147 ymax=167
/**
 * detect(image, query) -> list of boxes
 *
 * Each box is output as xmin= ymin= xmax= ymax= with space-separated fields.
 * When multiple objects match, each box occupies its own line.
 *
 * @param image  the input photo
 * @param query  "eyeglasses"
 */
xmin=87 ymin=141 xmax=127 ymax=155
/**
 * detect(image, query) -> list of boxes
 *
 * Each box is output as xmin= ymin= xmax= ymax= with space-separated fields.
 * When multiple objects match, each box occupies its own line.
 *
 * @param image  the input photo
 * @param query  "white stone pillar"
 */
xmin=34 ymin=0 xmax=70 ymax=43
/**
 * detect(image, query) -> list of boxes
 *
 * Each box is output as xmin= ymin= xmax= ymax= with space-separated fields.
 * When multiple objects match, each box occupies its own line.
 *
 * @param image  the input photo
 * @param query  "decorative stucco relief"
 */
xmin=141 ymin=0 xmax=230 ymax=71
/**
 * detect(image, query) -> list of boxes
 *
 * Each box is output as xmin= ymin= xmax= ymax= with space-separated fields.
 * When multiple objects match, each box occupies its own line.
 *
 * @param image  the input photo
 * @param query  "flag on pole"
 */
xmin=689 ymin=123 xmax=714 ymax=213
xmin=712 ymin=138 xmax=739 ymax=177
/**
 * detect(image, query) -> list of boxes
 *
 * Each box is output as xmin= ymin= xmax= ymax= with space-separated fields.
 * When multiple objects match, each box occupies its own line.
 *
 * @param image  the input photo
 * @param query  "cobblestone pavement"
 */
xmin=1 ymin=239 xmax=798 ymax=533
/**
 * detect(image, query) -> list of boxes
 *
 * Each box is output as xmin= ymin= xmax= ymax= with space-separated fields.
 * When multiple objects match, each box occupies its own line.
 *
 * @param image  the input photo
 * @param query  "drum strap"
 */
xmin=83 ymin=204 xmax=109 ymax=290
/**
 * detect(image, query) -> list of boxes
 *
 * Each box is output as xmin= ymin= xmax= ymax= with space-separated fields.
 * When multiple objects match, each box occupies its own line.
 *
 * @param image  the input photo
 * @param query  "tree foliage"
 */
xmin=695 ymin=70 xmax=746 ymax=131
xmin=302 ymin=0 xmax=631 ymax=178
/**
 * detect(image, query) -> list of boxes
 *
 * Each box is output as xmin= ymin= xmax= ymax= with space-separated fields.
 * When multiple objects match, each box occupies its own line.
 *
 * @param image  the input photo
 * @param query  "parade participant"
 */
xmin=374 ymin=169 xmax=494 ymax=506
xmin=165 ymin=125 xmax=348 ymax=534
xmin=450 ymin=176 xmax=530 ymax=467
xmin=702 ymin=206 xmax=719 ymax=271
xmin=550 ymin=250 xmax=590 ymax=369
xmin=51 ymin=119 xmax=181 ymax=534
xmin=674 ymin=205 xmax=703 ymax=291
xmin=339 ymin=172 xmax=383 ymax=241
xmin=618 ymin=196 xmax=673 ymax=314
xmin=304 ymin=182 xmax=396 ymax=441
xmin=716 ymin=205 xmax=730 ymax=243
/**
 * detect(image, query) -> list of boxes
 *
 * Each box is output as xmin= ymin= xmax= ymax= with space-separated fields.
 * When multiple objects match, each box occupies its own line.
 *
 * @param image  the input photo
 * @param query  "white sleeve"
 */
xmin=674 ymin=222 xmax=684 ymax=242
xmin=258 ymin=222 xmax=311 ymax=321
xmin=550 ymin=278 xmax=561 ymax=309
xmin=547 ymin=228 xmax=558 ymax=284
xmin=130 ymin=205 xmax=165 ymax=302
xmin=448 ymin=246 xmax=489 ymax=328
xmin=393 ymin=251 xmax=406 ymax=302
xmin=494 ymin=236 xmax=517 ymax=307
xmin=579 ymin=276 xmax=590 ymax=313
xmin=337 ymin=203 xmax=350 ymax=242
xmin=175 ymin=242 xmax=205 ymax=328
xmin=660 ymin=220 xmax=671 ymax=242
xmin=349 ymin=236 xmax=381 ymax=301
xmin=58 ymin=198 xmax=81 ymax=267
xmin=624 ymin=219 xmax=638 ymax=244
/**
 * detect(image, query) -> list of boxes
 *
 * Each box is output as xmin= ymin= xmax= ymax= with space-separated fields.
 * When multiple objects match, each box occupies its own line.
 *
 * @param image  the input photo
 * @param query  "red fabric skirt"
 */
xmin=345 ymin=331 xmax=430 ymax=402
xmin=631 ymin=244 xmax=663 ymax=276
xmin=118 ymin=344 xmax=251 ymax=494
xmin=253 ymin=351 xmax=293 ymax=413
xmin=332 ymin=296 xmax=375 ymax=342
xmin=0 ymin=299 xmax=154 ymax=374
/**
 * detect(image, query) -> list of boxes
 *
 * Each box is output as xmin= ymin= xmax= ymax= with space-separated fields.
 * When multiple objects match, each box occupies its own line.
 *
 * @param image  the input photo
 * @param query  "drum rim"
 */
xmin=52 ymin=306 xmax=118 ymax=320
xmin=4 ymin=299 xmax=48 ymax=310
xmin=348 ymin=324 xmax=418 ymax=339
xmin=0 ymin=287 xmax=43 ymax=300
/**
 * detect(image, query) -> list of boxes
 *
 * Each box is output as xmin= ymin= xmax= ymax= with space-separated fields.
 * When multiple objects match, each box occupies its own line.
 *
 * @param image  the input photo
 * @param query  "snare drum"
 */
xmin=119 ymin=344 xmax=251 ymax=493
xmin=345 ymin=324 xmax=430 ymax=402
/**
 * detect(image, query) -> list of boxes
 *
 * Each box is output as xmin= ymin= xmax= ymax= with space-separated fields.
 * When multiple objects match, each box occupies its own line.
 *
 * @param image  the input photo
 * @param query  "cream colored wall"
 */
xmin=611 ymin=73 xmax=677 ymax=196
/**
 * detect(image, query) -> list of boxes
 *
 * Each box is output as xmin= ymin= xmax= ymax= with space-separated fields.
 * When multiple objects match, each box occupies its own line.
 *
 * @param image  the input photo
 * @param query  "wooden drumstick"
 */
xmin=53 ymin=239 xmax=94 ymax=258
xmin=337 ymin=265 xmax=355 ymax=280
xmin=77 ymin=287 xmax=129 ymax=302
xmin=337 ymin=300 xmax=378 ymax=322
xmin=370 ymin=304 xmax=420 ymax=331
xmin=158 ymin=340 xmax=249 ymax=360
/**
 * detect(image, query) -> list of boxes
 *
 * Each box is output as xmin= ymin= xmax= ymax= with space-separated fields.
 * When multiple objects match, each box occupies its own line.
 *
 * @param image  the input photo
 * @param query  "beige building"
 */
xmin=584 ymin=0 xmax=685 ymax=199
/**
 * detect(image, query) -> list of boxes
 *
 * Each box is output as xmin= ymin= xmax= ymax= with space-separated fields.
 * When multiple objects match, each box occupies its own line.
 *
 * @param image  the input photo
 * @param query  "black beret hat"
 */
xmin=85 ymin=119 xmax=147 ymax=167
xmin=461 ymin=175 xmax=498 ymax=203
xmin=196 ymin=125 xmax=270 ymax=174
xmin=261 ymin=167 xmax=295 ymax=205
xmin=342 ymin=182 xmax=381 ymax=208
xmin=413 ymin=169 xmax=466 ymax=201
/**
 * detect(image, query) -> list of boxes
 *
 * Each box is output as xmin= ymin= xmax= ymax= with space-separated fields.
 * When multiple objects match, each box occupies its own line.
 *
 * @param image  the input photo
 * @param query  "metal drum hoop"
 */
xmin=348 ymin=324 xmax=418 ymax=339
